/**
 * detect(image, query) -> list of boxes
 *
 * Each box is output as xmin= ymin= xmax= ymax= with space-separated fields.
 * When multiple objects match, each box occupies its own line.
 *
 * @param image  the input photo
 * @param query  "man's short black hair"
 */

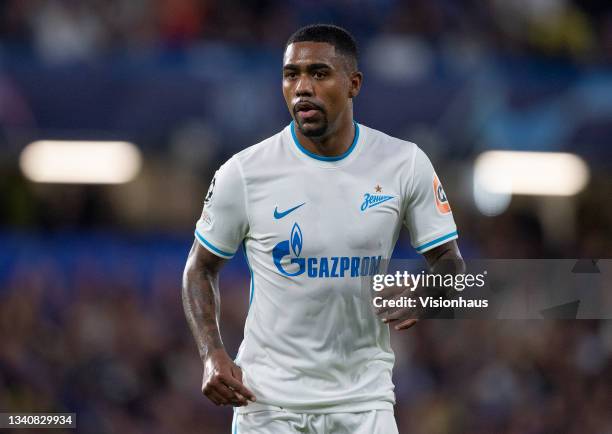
xmin=286 ymin=24 xmax=359 ymax=71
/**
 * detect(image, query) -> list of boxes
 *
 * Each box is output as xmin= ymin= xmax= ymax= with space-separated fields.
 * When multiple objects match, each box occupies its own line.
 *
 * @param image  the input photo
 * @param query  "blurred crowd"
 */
xmin=0 ymin=200 xmax=611 ymax=434
xmin=1 ymin=1 xmax=611 ymax=433
xmin=3 ymin=0 xmax=612 ymax=163
xmin=0 ymin=0 xmax=612 ymax=61
xmin=0 ymin=237 xmax=610 ymax=433
xmin=1 ymin=0 xmax=612 ymax=63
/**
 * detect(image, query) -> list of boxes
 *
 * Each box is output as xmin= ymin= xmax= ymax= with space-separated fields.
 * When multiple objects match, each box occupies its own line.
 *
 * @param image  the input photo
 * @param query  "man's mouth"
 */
xmin=297 ymin=109 xmax=320 ymax=120
xmin=294 ymin=101 xmax=323 ymax=121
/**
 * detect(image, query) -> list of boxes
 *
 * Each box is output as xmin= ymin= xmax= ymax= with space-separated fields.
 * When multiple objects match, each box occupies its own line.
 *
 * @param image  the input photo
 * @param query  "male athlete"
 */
xmin=183 ymin=24 xmax=464 ymax=433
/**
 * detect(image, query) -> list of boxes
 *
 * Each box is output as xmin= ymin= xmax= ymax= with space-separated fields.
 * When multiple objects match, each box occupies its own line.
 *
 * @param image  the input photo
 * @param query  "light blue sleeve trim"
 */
xmin=194 ymin=230 xmax=235 ymax=258
xmin=290 ymin=120 xmax=359 ymax=162
xmin=242 ymin=241 xmax=254 ymax=306
xmin=415 ymin=231 xmax=458 ymax=253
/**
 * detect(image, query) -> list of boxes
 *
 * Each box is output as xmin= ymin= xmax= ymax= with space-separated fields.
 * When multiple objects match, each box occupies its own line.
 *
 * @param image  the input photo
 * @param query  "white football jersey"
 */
xmin=194 ymin=121 xmax=457 ymax=413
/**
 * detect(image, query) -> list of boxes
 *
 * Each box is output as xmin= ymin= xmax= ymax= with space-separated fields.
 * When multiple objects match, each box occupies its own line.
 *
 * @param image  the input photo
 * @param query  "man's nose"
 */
xmin=295 ymin=75 xmax=314 ymax=96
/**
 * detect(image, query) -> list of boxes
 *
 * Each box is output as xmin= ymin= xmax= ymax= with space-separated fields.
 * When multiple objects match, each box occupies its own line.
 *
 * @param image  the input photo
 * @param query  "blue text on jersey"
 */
xmin=360 ymin=193 xmax=395 ymax=211
xmin=272 ymin=222 xmax=382 ymax=278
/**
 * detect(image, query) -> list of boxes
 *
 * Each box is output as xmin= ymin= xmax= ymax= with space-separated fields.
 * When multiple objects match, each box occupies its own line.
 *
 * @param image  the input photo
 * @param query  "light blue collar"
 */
xmin=290 ymin=120 xmax=360 ymax=162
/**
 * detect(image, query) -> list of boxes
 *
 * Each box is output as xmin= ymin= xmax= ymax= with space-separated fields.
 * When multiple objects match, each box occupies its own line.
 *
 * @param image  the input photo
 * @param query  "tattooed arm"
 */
xmin=182 ymin=241 xmax=256 ymax=406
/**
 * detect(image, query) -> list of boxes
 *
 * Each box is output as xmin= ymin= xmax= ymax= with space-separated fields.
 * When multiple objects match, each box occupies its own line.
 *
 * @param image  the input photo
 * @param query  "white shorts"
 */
xmin=231 ymin=408 xmax=398 ymax=434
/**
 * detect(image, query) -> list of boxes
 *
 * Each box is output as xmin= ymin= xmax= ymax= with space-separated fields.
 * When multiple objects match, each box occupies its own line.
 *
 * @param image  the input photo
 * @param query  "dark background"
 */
xmin=0 ymin=1 xmax=611 ymax=433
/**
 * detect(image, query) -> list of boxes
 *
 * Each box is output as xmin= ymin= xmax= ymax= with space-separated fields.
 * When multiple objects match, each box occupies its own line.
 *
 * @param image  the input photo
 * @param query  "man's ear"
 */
xmin=348 ymin=71 xmax=363 ymax=99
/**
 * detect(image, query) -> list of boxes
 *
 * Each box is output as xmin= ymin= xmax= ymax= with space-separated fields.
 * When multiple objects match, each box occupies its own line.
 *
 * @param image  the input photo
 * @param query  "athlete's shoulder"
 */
xmin=230 ymin=127 xmax=287 ymax=168
xmin=358 ymin=123 xmax=419 ymax=163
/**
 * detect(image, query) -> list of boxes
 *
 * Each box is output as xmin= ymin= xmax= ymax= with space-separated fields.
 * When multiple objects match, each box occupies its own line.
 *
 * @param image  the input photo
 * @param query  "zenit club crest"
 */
xmin=433 ymin=174 xmax=451 ymax=214
xmin=360 ymin=185 xmax=394 ymax=211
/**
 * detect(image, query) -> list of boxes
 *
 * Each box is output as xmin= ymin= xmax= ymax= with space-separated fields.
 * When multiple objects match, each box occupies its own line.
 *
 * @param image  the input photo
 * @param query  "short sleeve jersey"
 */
xmin=194 ymin=122 xmax=457 ymax=413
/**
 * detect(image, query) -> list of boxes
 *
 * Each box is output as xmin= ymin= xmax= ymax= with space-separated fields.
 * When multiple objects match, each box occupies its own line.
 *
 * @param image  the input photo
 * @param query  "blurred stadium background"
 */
xmin=1 ymin=1 xmax=611 ymax=433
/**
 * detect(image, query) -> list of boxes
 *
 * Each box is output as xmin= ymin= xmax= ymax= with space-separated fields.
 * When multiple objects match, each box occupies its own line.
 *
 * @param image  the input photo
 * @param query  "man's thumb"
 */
xmin=232 ymin=364 xmax=243 ymax=382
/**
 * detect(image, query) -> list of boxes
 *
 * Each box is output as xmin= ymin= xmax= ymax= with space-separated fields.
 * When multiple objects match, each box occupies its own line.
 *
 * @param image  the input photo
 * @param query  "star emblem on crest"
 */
xmin=375 ymin=184 xmax=382 ymax=193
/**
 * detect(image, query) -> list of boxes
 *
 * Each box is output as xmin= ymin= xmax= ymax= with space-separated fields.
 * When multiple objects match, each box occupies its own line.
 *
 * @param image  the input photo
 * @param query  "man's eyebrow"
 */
xmin=307 ymin=63 xmax=332 ymax=71
xmin=282 ymin=63 xmax=333 ymax=71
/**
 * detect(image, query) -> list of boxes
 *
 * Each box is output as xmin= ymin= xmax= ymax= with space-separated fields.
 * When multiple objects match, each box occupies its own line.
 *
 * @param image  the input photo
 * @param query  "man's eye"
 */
xmin=313 ymin=71 xmax=326 ymax=79
xmin=285 ymin=72 xmax=297 ymax=79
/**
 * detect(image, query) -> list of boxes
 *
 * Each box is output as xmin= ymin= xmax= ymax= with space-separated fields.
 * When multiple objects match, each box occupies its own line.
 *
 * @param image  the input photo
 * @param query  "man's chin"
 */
xmin=296 ymin=120 xmax=327 ymax=138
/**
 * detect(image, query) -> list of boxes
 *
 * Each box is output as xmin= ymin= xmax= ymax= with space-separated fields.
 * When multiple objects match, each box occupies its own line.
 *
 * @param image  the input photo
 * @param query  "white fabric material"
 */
xmin=195 ymin=122 xmax=457 ymax=413
xmin=232 ymin=409 xmax=398 ymax=434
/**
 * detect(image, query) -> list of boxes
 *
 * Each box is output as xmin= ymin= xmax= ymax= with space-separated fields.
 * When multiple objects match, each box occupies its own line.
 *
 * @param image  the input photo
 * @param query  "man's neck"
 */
xmin=294 ymin=117 xmax=355 ymax=158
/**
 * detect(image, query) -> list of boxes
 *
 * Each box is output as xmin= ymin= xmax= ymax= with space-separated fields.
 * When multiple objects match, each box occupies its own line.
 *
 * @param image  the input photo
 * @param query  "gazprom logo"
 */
xmin=272 ymin=222 xmax=305 ymax=277
xmin=291 ymin=223 xmax=302 ymax=257
xmin=273 ymin=222 xmax=382 ymax=278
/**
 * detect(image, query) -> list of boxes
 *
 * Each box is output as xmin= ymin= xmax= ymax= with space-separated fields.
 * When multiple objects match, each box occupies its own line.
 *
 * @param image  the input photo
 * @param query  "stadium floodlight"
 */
xmin=473 ymin=150 xmax=590 ymax=216
xmin=20 ymin=140 xmax=142 ymax=184
xmin=474 ymin=151 xmax=590 ymax=197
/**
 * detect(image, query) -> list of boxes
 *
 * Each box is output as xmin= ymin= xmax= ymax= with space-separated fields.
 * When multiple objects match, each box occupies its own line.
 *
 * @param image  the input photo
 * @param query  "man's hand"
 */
xmin=375 ymin=284 xmax=423 ymax=331
xmin=202 ymin=349 xmax=256 ymax=406
xmin=183 ymin=242 xmax=256 ymax=406
xmin=375 ymin=240 xmax=465 ymax=331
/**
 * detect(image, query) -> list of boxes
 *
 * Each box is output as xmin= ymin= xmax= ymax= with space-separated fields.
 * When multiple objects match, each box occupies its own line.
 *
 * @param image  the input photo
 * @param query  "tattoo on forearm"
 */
xmin=182 ymin=248 xmax=224 ymax=360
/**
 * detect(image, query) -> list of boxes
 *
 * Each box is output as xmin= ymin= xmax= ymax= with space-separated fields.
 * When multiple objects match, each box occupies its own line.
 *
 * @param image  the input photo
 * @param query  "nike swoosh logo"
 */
xmin=274 ymin=202 xmax=305 ymax=219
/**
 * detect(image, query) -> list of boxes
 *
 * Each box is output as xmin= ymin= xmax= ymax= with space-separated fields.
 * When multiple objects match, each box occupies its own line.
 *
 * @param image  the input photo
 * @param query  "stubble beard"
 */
xmin=295 ymin=115 xmax=328 ymax=138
